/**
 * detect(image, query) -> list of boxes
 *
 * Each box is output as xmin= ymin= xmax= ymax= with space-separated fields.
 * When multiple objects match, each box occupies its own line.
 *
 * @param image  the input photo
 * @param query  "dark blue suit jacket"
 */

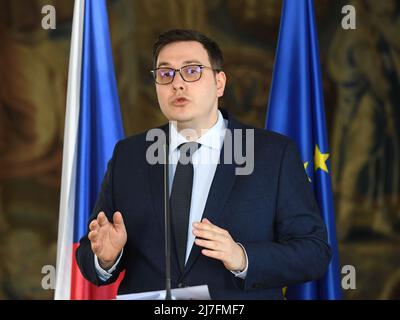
xmin=76 ymin=109 xmax=331 ymax=299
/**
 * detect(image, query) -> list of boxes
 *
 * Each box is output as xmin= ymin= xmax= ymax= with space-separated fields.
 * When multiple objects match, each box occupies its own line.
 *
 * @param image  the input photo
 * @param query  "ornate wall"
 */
xmin=0 ymin=0 xmax=399 ymax=299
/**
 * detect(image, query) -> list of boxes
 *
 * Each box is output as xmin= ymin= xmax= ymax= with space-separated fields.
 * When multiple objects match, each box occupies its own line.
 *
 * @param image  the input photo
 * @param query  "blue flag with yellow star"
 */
xmin=265 ymin=0 xmax=342 ymax=299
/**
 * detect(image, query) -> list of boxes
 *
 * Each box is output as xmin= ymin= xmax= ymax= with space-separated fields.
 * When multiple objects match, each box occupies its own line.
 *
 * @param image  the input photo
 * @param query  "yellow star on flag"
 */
xmin=314 ymin=145 xmax=329 ymax=173
xmin=303 ymin=161 xmax=311 ymax=182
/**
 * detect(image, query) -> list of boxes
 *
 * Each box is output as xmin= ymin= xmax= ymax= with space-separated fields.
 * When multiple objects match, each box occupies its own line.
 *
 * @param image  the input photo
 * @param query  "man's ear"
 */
xmin=216 ymin=71 xmax=226 ymax=98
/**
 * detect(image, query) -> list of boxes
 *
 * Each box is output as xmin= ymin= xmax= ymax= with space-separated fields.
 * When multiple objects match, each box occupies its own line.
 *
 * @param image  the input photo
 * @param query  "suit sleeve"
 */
xmin=242 ymin=140 xmax=332 ymax=290
xmin=75 ymin=141 xmax=125 ymax=286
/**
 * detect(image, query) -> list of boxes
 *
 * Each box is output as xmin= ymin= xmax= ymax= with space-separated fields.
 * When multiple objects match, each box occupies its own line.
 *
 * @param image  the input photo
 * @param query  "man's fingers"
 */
xmin=200 ymin=249 xmax=224 ymax=261
xmin=89 ymin=219 xmax=99 ymax=231
xmin=97 ymin=211 xmax=109 ymax=227
xmin=192 ymin=228 xmax=225 ymax=243
xmin=113 ymin=211 xmax=125 ymax=227
xmin=202 ymin=218 xmax=227 ymax=235
xmin=88 ymin=230 xmax=98 ymax=242
xmin=195 ymin=238 xmax=221 ymax=251
xmin=193 ymin=220 xmax=227 ymax=237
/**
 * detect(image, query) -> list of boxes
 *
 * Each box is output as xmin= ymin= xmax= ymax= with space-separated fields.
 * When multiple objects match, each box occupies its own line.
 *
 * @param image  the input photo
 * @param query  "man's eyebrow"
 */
xmin=156 ymin=61 xmax=171 ymax=68
xmin=182 ymin=60 xmax=203 ymax=65
xmin=156 ymin=60 xmax=204 ymax=68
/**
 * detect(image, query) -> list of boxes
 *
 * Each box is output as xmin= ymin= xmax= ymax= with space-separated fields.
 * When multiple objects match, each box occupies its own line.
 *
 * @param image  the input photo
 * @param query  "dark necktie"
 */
xmin=170 ymin=142 xmax=201 ymax=272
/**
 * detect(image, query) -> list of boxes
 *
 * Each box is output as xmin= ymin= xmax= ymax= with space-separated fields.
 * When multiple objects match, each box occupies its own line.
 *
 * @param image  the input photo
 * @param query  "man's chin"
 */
xmin=170 ymin=117 xmax=194 ymax=127
xmin=166 ymin=108 xmax=194 ymax=123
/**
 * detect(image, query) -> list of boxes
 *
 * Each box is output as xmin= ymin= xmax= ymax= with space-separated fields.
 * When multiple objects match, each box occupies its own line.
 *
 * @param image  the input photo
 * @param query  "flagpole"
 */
xmin=55 ymin=0 xmax=85 ymax=300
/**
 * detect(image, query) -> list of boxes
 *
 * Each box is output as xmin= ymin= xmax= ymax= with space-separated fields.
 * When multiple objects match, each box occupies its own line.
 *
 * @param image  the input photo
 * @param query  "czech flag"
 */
xmin=55 ymin=0 xmax=125 ymax=299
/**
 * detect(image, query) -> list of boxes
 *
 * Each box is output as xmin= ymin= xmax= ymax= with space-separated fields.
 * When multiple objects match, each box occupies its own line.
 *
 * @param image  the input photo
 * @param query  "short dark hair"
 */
xmin=152 ymin=29 xmax=223 ymax=71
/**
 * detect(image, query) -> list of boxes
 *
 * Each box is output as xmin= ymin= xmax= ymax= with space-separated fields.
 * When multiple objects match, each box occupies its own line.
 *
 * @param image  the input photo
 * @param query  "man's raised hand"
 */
xmin=88 ymin=211 xmax=127 ymax=270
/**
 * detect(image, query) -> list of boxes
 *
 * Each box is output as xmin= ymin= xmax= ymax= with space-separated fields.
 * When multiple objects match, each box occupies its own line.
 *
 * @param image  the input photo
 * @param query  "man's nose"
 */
xmin=171 ymin=71 xmax=185 ymax=90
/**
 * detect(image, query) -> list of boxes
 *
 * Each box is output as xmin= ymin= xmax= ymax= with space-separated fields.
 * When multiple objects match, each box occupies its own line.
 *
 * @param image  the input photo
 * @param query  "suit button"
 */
xmin=178 ymin=282 xmax=187 ymax=288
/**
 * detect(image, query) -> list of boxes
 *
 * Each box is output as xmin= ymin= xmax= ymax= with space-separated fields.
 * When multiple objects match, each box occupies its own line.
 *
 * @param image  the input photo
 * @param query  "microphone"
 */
xmin=163 ymin=141 xmax=172 ymax=300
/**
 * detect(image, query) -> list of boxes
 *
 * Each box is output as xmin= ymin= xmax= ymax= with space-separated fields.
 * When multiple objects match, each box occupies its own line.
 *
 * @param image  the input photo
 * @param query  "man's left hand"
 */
xmin=192 ymin=218 xmax=246 ymax=272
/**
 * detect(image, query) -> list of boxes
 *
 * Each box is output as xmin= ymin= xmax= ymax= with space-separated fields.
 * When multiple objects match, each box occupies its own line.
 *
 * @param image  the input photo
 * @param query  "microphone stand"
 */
xmin=163 ymin=142 xmax=172 ymax=300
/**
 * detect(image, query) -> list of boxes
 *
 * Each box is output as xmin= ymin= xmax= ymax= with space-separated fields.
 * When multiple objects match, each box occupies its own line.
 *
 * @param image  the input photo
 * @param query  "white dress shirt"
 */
xmin=95 ymin=110 xmax=248 ymax=281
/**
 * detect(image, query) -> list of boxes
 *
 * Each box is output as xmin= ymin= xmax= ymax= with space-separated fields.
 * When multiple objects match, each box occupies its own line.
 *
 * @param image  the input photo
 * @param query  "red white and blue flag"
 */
xmin=55 ymin=0 xmax=125 ymax=299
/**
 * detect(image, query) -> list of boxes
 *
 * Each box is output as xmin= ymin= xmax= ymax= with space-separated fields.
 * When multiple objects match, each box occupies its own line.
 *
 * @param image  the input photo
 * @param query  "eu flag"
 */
xmin=265 ymin=0 xmax=342 ymax=299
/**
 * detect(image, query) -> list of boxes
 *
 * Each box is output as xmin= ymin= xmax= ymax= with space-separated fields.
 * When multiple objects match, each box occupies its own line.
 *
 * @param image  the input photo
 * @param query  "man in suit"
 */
xmin=76 ymin=29 xmax=332 ymax=299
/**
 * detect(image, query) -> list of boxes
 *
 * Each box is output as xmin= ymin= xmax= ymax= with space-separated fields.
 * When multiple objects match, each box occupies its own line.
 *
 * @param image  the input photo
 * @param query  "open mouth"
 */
xmin=172 ymin=97 xmax=189 ymax=106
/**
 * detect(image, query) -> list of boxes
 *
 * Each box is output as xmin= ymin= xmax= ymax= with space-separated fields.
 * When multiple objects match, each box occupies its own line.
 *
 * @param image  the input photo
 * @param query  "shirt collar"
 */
xmin=169 ymin=110 xmax=226 ymax=153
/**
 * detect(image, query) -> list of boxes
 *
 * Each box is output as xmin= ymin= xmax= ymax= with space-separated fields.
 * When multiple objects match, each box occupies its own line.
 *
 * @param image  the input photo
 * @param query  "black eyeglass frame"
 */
xmin=150 ymin=64 xmax=221 ymax=85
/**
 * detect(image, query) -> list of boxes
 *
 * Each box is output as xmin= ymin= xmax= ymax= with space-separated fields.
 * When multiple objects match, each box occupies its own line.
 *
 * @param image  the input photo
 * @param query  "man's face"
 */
xmin=155 ymin=41 xmax=226 ymax=130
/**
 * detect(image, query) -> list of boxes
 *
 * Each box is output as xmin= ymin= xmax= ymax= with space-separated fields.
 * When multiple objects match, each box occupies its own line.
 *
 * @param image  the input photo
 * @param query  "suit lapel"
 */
xmin=183 ymin=112 xmax=241 ymax=277
xmin=147 ymin=112 xmax=244 ymax=279
xmin=182 ymin=158 xmax=236 ymax=277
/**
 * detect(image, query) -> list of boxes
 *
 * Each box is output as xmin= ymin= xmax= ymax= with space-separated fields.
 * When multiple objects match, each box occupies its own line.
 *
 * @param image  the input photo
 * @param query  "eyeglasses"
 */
xmin=150 ymin=64 xmax=220 ymax=85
